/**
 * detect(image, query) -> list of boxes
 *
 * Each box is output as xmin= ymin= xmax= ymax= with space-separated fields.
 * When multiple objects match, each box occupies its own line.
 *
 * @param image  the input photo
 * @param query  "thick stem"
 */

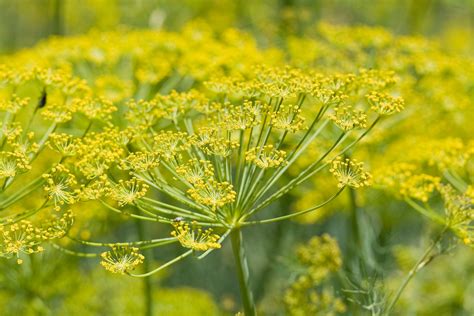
xmin=135 ymin=220 xmax=153 ymax=316
xmin=51 ymin=0 xmax=63 ymax=35
xmin=231 ymin=229 xmax=256 ymax=316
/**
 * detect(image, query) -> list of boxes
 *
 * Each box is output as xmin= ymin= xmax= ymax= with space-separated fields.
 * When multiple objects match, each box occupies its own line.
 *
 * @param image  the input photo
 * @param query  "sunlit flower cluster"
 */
xmin=330 ymin=157 xmax=371 ymax=189
xmin=0 ymin=23 xmax=405 ymax=297
xmin=100 ymin=246 xmax=145 ymax=274
xmin=1 ymin=16 xmax=472 ymax=315
xmin=171 ymin=220 xmax=221 ymax=251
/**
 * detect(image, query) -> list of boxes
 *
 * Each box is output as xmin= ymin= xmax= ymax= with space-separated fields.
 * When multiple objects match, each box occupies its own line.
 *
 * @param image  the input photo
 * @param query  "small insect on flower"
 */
xmin=37 ymin=89 xmax=47 ymax=109
xmin=330 ymin=157 xmax=371 ymax=188
xmin=171 ymin=220 xmax=221 ymax=251
xmin=100 ymin=246 xmax=145 ymax=274
xmin=173 ymin=217 xmax=185 ymax=223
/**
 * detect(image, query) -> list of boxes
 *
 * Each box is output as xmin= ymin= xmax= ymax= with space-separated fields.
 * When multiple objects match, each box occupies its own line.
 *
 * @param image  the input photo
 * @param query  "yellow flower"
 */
xmin=43 ymin=164 xmax=78 ymax=211
xmin=188 ymin=179 xmax=236 ymax=210
xmin=176 ymin=159 xmax=215 ymax=185
xmin=171 ymin=220 xmax=221 ymax=251
xmin=100 ymin=246 xmax=144 ymax=274
xmin=0 ymin=221 xmax=44 ymax=264
xmin=330 ymin=157 xmax=371 ymax=188
xmin=245 ymin=145 xmax=287 ymax=169
xmin=328 ymin=104 xmax=367 ymax=132
xmin=107 ymin=178 xmax=149 ymax=207
xmin=366 ymin=91 xmax=404 ymax=115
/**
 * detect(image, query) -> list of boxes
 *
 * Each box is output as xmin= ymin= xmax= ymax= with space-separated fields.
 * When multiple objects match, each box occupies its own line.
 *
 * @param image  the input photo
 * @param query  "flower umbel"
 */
xmin=100 ymin=246 xmax=145 ymax=274
xmin=43 ymin=164 xmax=78 ymax=211
xmin=107 ymin=178 xmax=149 ymax=207
xmin=188 ymin=179 xmax=236 ymax=210
xmin=330 ymin=157 xmax=371 ymax=188
xmin=366 ymin=91 xmax=404 ymax=116
xmin=246 ymin=145 xmax=287 ymax=169
xmin=0 ymin=221 xmax=44 ymax=264
xmin=171 ymin=220 xmax=221 ymax=251
xmin=329 ymin=104 xmax=367 ymax=131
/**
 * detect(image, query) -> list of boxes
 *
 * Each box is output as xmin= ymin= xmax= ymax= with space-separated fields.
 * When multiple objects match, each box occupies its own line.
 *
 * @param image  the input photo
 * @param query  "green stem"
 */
xmin=129 ymin=250 xmax=193 ymax=278
xmin=0 ymin=176 xmax=45 ymax=209
xmin=197 ymin=228 xmax=232 ymax=259
xmin=385 ymin=228 xmax=447 ymax=314
xmin=51 ymin=0 xmax=63 ymax=35
xmin=230 ymin=229 xmax=256 ymax=316
xmin=51 ymin=243 xmax=98 ymax=258
xmin=68 ymin=235 xmax=177 ymax=248
xmin=135 ymin=220 xmax=153 ymax=316
xmin=242 ymin=188 xmax=344 ymax=226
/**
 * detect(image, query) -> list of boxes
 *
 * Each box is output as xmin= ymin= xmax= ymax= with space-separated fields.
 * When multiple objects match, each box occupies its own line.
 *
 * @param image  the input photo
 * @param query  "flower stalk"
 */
xmin=231 ymin=228 xmax=256 ymax=316
xmin=385 ymin=227 xmax=447 ymax=314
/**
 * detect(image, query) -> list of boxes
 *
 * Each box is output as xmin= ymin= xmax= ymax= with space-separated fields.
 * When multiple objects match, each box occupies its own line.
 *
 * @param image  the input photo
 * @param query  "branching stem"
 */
xmin=230 ymin=229 xmax=256 ymax=316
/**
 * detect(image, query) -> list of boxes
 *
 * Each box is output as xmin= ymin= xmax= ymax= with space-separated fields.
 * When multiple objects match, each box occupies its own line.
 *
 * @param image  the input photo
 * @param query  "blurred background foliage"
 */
xmin=0 ymin=0 xmax=472 ymax=54
xmin=0 ymin=1 xmax=473 ymax=315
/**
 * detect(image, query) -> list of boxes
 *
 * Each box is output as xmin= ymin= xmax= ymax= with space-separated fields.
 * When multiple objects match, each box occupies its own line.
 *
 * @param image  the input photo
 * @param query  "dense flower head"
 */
xmin=0 ymin=63 xmax=109 ymax=261
xmin=41 ymin=210 xmax=75 ymax=240
xmin=86 ymin=63 xmax=397 ymax=231
xmin=0 ymin=221 xmax=44 ymax=264
xmin=171 ymin=220 xmax=221 ymax=251
xmin=73 ymin=96 xmax=117 ymax=121
xmin=74 ymin=128 xmax=128 ymax=179
xmin=245 ymin=145 xmax=287 ymax=169
xmin=43 ymin=164 xmax=78 ymax=211
xmin=330 ymin=157 xmax=371 ymax=188
xmin=48 ymin=133 xmax=79 ymax=157
xmin=328 ymin=104 xmax=367 ymax=132
xmin=175 ymin=159 xmax=215 ymax=185
xmin=187 ymin=179 xmax=236 ymax=210
xmin=366 ymin=91 xmax=404 ymax=116
xmin=119 ymin=152 xmax=160 ymax=172
xmin=107 ymin=178 xmax=149 ymax=207
xmin=0 ymin=151 xmax=30 ymax=179
xmin=270 ymin=104 xmax=306 ymax=132
xmin=150 ymin=131 xmax=192 ymax=160
xmin=296 ymin=234 xmax=342 ymax=281
xmin=0 ymin=210 xmax=73 ymax=264
xmin=0 ymin=94 xmax=30 ymax=114
xmin=401 ymin=174 xmax=440 ymax=203
xmin=425 ymin=138 xmax=470 ymax=171
xmin=100 ymin=246 xmax=145 ymax=274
